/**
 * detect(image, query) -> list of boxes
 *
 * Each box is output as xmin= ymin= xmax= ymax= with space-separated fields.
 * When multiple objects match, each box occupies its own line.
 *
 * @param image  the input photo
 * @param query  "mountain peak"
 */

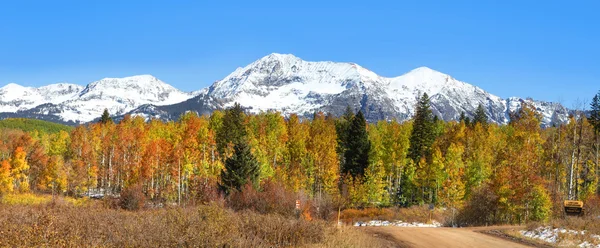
xmin=259 ymin=53 xmax=300 ymax=62
xmin=98 ymin=74 xmax=159 ymax=83
xmin=1 ymin=83 xmax=26 ymax=90
xmin=0 ymin=55 xmax=568 ymax=127
xmin=406 ymin=66 xmax=446 ymax=76
xmin=86 ymin=75 xmax=170 ymax=91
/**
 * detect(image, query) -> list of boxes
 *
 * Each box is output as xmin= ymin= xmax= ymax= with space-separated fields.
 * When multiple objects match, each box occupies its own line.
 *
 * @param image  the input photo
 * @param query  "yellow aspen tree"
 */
xmin=0 ymin=160 xmax=13 ymax=194
xmin=11 ymin=146 xmax=29 ymax=192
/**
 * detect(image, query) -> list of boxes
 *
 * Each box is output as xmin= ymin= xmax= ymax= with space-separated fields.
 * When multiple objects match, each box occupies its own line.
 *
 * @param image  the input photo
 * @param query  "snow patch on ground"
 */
xmin=521 ymin=226 xmax=600 ymax=247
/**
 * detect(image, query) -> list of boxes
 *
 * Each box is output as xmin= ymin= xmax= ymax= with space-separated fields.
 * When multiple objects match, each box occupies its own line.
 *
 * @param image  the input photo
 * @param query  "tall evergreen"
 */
xmin=216 ymin=103 xmax=247 ymax=156
xmin=219 ymin=142 xmax=260 ymax=195
xmin=99 ymin=109 xmax=113 ymax=124
xmin=590 ymin=92 xmax=600 ymax=134
xmin=408 ymin=93 xmax=436 ymax=163
xmin=336 ymin=106 xmax=355 ymax=165
xmin=342 ymin=111 xmax=371 ymax=178
xmin=459 ymin=112 xmax=471 ymax=126
xmin=473 ymin=104 xmax=488 ymax=126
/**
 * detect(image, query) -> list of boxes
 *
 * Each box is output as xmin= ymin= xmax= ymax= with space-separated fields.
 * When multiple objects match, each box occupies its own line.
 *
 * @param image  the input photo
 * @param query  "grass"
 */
xmin=0 ymin=118 xmax=73 ymax=134
xmin=0 ymin=199 xmax=392 ymax=247
xmin=1 ymin=193 xmax=91 ymax=206
xmin=1 ymin=193 xmax=52 ymax=205
xmin=339 ymin=205 xmax=448 ymax=225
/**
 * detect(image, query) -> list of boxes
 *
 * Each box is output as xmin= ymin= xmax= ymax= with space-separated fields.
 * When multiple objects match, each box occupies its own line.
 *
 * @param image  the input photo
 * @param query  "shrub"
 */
xmin=0 ymin=202 xmax=391 ymax=247
xmin=227 ymin=180 xmax=298 ymax=217
xmin=456 ymin=184 xmax=499 ymax=226
xmin=188 ymin=176 xmax=223 ymax=205
xmin=119 ymin=183 xmax=146 ymax=211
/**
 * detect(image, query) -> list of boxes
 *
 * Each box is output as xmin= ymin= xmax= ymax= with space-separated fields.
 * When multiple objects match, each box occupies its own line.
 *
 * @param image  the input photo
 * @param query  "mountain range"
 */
xmin=0 ymin=53 xmax=569 ymax=126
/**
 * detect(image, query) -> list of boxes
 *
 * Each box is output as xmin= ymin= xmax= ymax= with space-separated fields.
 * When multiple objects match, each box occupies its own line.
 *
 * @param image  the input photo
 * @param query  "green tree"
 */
xmin=408 ymin=93 xmax=436 ymax=163
xmin=100 ymin=109 xmax=113 ymax=124
xmin=343 ymin=111 xmax=371 ymax=178
xmin=459 ymin=112 xmax=471 ymax=126
xmin=590 ymin=92 xmax=600 ymax=134
xmin=473 ymin=104 xmax=488 ymax=126
xmin=219 ymin=142 xmax=260 ymax=195
xmin=336 ymin=106 xmax=355 ymax=165
xmin=216 ymin=103 xmax=247 ymax=157
xmin=529 ymin=185 xmax=551 ymax=222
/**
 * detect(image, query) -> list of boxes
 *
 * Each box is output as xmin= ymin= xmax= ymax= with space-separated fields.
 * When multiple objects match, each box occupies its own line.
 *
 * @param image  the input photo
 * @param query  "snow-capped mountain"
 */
xmin=180 ymin=53 xmax=568 ymax=126
xmin=0 ymin=83 xmax=84 ymax=112
xmin=0 ymin=53 xmax=570 ymax=126
xmin=0 ymin=75 xmax=196 ymax=123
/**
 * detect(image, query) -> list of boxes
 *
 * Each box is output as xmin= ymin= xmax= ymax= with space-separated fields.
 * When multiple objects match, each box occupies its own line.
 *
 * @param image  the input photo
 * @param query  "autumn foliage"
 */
xmin=0 ymin=94 xmax=599 ymax=227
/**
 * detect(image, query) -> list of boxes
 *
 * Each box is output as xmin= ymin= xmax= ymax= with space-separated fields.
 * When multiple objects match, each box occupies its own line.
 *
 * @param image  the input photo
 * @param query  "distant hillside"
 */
xmin=0 ymin=118 xmax=73 ymax=134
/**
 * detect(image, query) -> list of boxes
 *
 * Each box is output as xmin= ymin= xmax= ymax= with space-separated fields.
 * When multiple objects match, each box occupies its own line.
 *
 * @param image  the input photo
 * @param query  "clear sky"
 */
xmin=0 ymin=0 xmax=598 ymax=107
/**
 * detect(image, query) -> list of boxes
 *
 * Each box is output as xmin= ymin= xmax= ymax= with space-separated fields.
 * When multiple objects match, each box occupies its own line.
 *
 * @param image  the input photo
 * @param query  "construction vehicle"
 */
xmin=564 ymin=200 xmax=584 ymax=216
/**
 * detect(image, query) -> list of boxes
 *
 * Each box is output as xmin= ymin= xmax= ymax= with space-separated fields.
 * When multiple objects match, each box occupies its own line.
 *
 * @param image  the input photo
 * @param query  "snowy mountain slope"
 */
xmin=0 ymin=83 xmax=83 ymax=112
xmin=0 ymin=75 xmax=196 ymax=123
xmin=190 ymin=53 xmax=569 ymax=126
xmin=57 ymin=75 xmax=195 ymax=122
xmin=1 ymin=53 xmax=569 ymax=126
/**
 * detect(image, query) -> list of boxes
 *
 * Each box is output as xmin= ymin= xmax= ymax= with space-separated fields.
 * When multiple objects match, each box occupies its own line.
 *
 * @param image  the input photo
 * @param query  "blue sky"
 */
xmin=0 ymin=0 xmax=598 ymax=107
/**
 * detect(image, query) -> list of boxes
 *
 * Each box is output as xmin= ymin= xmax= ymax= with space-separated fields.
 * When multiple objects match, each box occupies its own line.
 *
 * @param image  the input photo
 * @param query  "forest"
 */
xmin=2 ymin=92 xmax=600 ymax=226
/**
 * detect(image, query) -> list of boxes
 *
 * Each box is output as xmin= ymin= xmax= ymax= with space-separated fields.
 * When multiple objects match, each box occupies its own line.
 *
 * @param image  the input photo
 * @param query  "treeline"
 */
xmin=1 ymin=92 xmax=600 ymax=224
xmin=0 ymin=118 xmax=73 ymax=134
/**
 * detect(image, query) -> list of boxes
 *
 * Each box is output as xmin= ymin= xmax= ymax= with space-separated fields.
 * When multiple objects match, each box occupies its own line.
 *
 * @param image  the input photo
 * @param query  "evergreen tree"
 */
xmin=590 ymin=91 xmax=600 ymax=134
xmin=473 ymin=104 xmax=488 ymax=126
xmin=459 ymin=112 xmax=467 ymax=123
xmin=408 ymin=93 xmax=436 ymax=163
xmin=100 ymin=109 xmax=113 ymax=124
xmin=459 ymin=112 xmax=471 ymax=126
xmin=336 ymin=106 xmax=355 ymax=162
xmin=342 ymin=111 xmax=371 ymax=178
xmin=216 ymin=103 xmax=247 ymax=156
xmin=219 ymin=142 xmax=260 ymax=195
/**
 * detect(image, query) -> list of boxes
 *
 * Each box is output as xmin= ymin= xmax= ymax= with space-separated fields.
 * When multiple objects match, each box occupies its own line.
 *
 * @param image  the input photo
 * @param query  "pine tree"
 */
xmin=216 ymin=103 xmax=247 ymax=156
xmin=343 ymin=111 xmax=371 ymax=178
xmin=336 ymin=106 xmax=355 ymax=164
xmin=459 ymin=112 xmax=467 ymax=123
xmin=473 ymin=104 xmax=488 ymax=126
xmin=590 ymin=92 xmax=600 ymax=134
xmin=219 ymin=142 xmax=260 ymax=195
xmin=408 ymin=93 xmax=436 ymax=163
xmin=100 ymin=109 xmax=113 ymax=124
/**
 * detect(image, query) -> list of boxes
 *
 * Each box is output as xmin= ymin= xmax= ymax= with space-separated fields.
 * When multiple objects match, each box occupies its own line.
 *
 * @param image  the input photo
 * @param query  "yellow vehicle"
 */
xmin=564 ymin=200 xmax=584 ymax=216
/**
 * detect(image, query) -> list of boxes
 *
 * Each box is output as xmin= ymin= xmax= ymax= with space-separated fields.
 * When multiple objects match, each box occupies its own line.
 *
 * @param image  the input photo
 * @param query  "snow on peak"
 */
xmin=208 ymin=53 xmax=387 ymax=113
xmin=87 ymin=74 xmax=169 ymax=89
xmin=0 ymin=75 xmax=197 ymax=123
xmin=258 ymin=53 xmax=301 ymax=62
xmin=0 ymin=82 xmax=85 ymax=112
xmin=1 ymin=83 xmax=26 ymax=90
xmin=390 ymin=66 xmax=456 ymax=92
xmin=55 ymin=74 xmax=195 ymax=122
xmin=0 ymin=53 xmax=568 ymax=127
xmin=0 ymin=83 xmax=35 ymax=103
xmin=201 ymin=54 xmax=565 ymax=126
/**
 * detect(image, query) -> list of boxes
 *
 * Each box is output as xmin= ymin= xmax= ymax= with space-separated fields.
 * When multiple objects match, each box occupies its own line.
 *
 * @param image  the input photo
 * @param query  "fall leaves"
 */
xmin=0 ymin=97 xmax=599 ymax=226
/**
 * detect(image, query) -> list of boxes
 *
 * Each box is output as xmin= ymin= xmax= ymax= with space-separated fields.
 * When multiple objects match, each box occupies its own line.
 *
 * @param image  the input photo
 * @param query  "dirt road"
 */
xmin=365 ymin=226 xmax=533 ymax=248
